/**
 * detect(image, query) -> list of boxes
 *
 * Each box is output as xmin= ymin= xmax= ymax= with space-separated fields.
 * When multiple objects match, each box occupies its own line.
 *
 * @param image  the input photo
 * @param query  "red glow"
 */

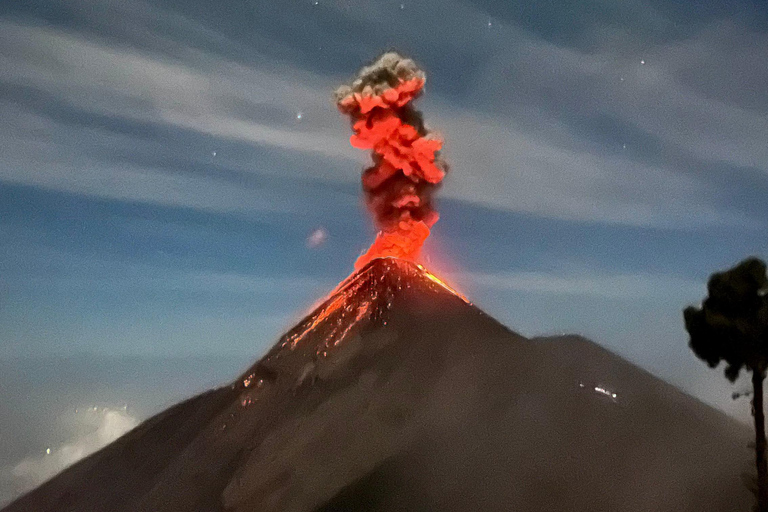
xmin=275 ymin=257 xmax=469 ymax=356
xmin=416 ymin=263 xmax=470 ymax=304
xmin=337 ymin=76 xmax=446 ymax=269
xmin=355 ymin=218 xmax=431 ymax=269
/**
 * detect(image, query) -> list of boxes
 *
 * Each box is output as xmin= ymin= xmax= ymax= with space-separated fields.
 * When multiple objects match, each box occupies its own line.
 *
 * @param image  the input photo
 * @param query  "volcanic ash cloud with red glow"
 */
xmin=335 ymin=52 xmax=448 ymax=269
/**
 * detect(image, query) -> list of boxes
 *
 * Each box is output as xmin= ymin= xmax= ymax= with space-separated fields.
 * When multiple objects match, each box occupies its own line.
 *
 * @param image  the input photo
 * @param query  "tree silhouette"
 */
xmin=684 ymin=257 xmax=768 ymax=511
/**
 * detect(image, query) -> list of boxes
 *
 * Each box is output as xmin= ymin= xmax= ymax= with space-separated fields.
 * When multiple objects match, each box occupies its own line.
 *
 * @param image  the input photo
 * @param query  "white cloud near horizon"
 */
xmin=10 ymin=407 xmax=139 ymax=493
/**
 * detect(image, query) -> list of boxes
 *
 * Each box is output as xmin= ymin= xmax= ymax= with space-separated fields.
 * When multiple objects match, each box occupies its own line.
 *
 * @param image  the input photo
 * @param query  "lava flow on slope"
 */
xmin=237 ymin=257 xmax=469 ymax=389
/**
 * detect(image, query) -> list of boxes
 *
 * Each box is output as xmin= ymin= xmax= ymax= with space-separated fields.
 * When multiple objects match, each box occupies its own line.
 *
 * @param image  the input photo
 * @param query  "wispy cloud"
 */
xmin=24 ymin=266 xmax=334 ymax=296
xmin=1 ymin=0 xmax=765 ymax=230
xmin=0 ymin=16 xmax=359 ymax=214
xmin=2 ymin=244 xmax=335 ymax=296
xmin=437 ymin=107 xmax=755 ymax=228
xmin=457 ymin=268 xmax=704 ymax=300
xmin=324 ymin=0 xmax=768 ymax=227
xmin=0 ymin=19 xmax=352 ymax=158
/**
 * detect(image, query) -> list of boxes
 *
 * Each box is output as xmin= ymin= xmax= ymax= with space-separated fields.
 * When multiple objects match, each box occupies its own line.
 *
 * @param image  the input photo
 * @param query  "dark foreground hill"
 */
xmin=2 ymin=258 xmax=753 ymax=512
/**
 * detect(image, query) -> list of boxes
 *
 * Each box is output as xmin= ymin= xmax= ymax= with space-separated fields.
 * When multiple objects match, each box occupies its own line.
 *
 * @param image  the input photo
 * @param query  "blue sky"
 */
xmin=1 ymin=0 xmax=767 ymax=421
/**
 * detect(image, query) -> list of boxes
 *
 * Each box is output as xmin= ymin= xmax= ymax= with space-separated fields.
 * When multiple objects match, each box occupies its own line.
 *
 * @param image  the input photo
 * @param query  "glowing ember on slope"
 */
xmin=271 ymin=258 xmax=468 ymax=356
xmin=335 ymin=53 xmax=448 ymax=269
xmin=417 ymin=263 xmax=469 ymax=303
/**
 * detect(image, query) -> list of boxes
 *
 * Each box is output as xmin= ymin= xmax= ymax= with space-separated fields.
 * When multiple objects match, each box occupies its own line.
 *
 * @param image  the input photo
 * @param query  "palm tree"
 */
xmin=684 ymin=257 xmax=768 ymax=511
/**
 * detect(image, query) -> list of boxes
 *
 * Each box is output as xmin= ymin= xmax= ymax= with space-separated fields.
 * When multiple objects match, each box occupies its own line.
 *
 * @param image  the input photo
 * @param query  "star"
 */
xmin=296 ymin=112 xmax=303 ymax=120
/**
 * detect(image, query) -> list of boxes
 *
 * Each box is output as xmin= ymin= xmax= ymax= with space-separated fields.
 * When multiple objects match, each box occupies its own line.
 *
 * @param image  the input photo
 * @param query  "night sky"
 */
xmin=1 ymin=0 xmax=767 ymax=501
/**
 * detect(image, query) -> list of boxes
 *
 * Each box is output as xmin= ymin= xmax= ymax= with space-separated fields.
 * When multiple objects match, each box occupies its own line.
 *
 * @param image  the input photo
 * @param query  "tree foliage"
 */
xmin=684 ymin=257 xmax=768 ymax=512
xmin=684 ymin=257 xmax=768 ymax=381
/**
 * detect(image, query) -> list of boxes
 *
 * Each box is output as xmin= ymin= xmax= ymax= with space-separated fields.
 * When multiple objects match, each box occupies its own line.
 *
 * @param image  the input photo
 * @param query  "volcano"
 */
xmin=2 ymin=258 xmax=754 ymax=512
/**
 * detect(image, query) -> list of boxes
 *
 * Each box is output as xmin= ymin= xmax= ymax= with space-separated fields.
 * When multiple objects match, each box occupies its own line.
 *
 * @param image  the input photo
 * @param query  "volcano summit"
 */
xmin=2 ymin=258 xmax=754 ymax=512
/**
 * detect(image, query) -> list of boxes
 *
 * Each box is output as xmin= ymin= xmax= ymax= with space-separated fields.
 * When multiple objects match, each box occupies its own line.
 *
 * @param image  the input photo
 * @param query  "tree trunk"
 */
xmin=753 ymin=368 xmax=768 ymax=512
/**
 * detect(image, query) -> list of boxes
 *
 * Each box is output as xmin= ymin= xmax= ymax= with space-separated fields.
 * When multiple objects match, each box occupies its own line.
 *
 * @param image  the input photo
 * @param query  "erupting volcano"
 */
xmin=335 ymin=52 xmax=447 ymax=269
xmin=1 ymin=55 xmax=756 ymax=512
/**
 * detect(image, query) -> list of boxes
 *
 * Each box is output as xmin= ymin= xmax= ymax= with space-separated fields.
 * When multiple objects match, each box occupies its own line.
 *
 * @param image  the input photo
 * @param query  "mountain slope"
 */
xmin=2 ymin=258 xmax=753 ymax=512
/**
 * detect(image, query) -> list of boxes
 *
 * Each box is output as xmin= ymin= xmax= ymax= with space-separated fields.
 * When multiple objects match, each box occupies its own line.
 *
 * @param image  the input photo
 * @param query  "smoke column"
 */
xmin=335 ymin=52 xmax=448 ymax=269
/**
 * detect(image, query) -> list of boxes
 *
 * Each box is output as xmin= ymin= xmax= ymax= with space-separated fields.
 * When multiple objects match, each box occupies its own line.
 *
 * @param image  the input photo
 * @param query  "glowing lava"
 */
xmin=416 ymin=263 xmax=469 ymax=303
xmin=335 ymin=53 xmax=448 ymax=269
xmin=271 ymin=258 xmax=468 ymax=358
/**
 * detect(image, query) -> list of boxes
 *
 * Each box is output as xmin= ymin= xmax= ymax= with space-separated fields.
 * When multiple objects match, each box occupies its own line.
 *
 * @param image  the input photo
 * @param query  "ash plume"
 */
xmin=335 ymin=52 xmax=448 ymax=269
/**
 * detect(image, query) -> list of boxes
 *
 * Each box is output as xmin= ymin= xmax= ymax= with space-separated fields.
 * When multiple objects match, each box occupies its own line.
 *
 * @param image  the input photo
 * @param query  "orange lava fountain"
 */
xmin=335 ymin=53 xmax=447 ymax=269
